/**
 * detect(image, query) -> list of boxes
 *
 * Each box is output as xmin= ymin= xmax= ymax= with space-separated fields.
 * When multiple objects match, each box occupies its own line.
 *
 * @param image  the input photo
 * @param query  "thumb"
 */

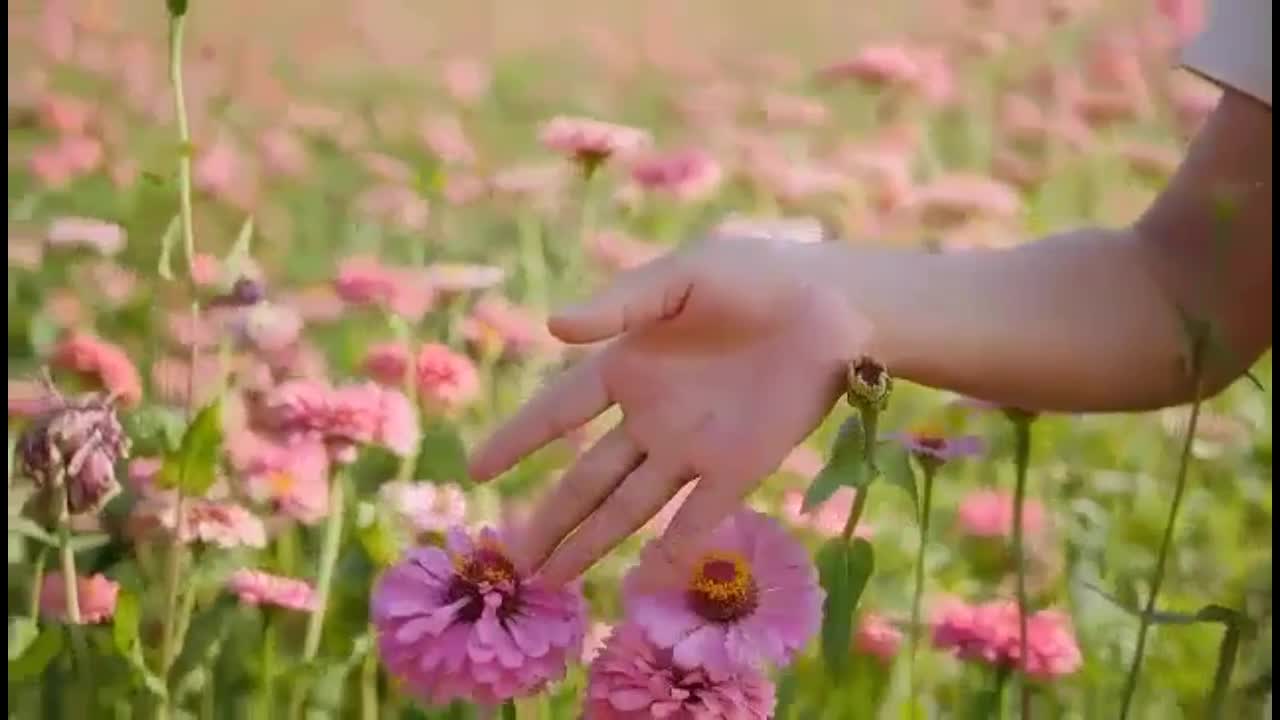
xmin=548 ymin=262 xmax=693 ymax=344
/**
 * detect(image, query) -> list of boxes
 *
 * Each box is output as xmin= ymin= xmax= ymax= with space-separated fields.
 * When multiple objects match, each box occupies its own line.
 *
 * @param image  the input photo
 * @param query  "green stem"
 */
xmin=1010 ymin=413 xmax=1033 ymax=719
xmin=291 ymin=471 xmax=347 ymax=716
xmin=840 ymin=485 xmax=870 ymax=542
xmin=259 ymin=613 xmax=276 ymax=720
xmin=168 ymin=14 xmax=196 ymax=279
xmin=841 ymin=408 xmax=880 ymax=541
xmin=518 ymin=212 xmax=549 ymax=312
xmin=1205 ymin=621 xmax=1242 ymax=719
xmin=571 ymin=172 xmax=597 ymax=291
xmin=360 ymin=638 xmax=378 ymax=720
xmin=158 ymin=492 xmax=187 ymax=677
xmin=908 ymin=464 xmax=936 ymax=712
xmin=1118 ymin=366 xmax=1207 ymax=719
xmin=29 ymin=545 xmax=47 ymax=620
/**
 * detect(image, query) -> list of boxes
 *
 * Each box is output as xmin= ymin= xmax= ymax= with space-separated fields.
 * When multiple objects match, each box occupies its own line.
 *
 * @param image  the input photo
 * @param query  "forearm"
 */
xmin=803 ymin=229 xmax=1223 ymax=413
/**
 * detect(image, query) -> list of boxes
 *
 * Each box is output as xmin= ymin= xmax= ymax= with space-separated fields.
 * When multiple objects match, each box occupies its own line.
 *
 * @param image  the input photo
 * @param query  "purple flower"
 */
xmin=371 ymin=527 xmax=588 ymax=705
xmin=891 ymin=431 xmax=985 ymax=464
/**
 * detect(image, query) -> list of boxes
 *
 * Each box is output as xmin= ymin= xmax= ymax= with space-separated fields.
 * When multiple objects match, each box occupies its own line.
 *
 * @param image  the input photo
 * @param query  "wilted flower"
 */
xmin=846 ymin=356 xmax=892 ymax=411
xmin=539 ymin=116 xmax=651 ymax=175
xmin=378 ymin=480 xmax=468 ymax=534
xmin=371 ymin=527 xmax=588 ymax=704
xmin=931 ymin=599 xmax=1082 ymax=680
xmin=956 ymin=489 xmax=1047 ymax=540
xmin=855 ymin=612 xmax=904 ymax=664
xmin=629 ymin=148 xmax=722 ymax=202
xmin=40 ymin=572 xmax=119 ymax=624
xmin=46 ymin=216 xmax=126 ymax=256
xmin=625 ymin=509 xmax=822 ymax=677
xmin=17 ymin=391 xmax=130 ymax=516
xmin=585 ymin=623 xmax=775 ymax=719
xmin=227 ymin=569 xmax=318 ymax=612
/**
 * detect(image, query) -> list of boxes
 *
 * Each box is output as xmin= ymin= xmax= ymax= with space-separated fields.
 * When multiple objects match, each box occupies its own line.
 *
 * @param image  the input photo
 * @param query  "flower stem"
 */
xmin=259 ymin=613 xmax=276 ymax=720
xmin=518 ymin=212 xmax=549 ymax=313
xmin=1010 ymin=412 xmax=1033 ymax=719
xmin=841 ymin=407 xmax=880 ymax=541
xmin=168 ymin=14 xmax=196 ymax=279
xmin=291 ymin=471 xmax=347 ymax=715
xmin=840 ymin=486 xmax=870 ymax=542
xmin=158 ymin=492 xmax=187 ymax=676
xmin=29 ymin=545 xmax=47 ymax=620
xmin=908 ymin=464 xmax=936 ymax=710
xmin=360 ymin=636 xmax=378 ymax=720
xmin=1118 ymin=363 xmax=1207 ymax=719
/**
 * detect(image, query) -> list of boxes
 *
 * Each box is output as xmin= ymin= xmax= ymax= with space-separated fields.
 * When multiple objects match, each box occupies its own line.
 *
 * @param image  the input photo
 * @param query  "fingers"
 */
xmin=537 ymin=454 xmax=686 ymax=585
xmin=657 ymin=468 xmax=750 ymax=559
xmin=467 ymin=356 xmax=611 ymax=482
xmin=509 ymin=427 xmax=643 ymax=573
xmin=548 ymin=260 xmax=693 ymax=344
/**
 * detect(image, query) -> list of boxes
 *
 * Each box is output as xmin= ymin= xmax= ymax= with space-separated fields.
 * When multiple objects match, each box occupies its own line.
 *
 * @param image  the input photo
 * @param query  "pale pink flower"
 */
xmin=40 ymin=572 xmax=119 ymax=624
xmin=956 ymin=489 xmax=1047 ymax=539
xmin=371 ymin=527 xmax=588 ymax=704
xmin=855 ymin=612 xmax=904 ymax=664
xmin=463 ymin=296 xmax=555 ymax=359
xmin=585 ymin=623 xmax=775 ymax=720
xmin=539 ymin=116 xmax=651 ymax=172
xmin=131 ymin=498 xmax=267 ymax=548
xmin=441 ymin=57 xmax=491 ymax=105
xmin=416 ymin=343 xmax=480 ymax=411
xmin=258 ymin=127 xmax=310 ymax=178
xmin=629 ymin=148 xmax=722 ymax=202
xmin=355 ymin=185 xmax=431 ymax=234
xmin=334 ymin=256 xmax=434 ymax=321
xmin=37 ymin=93 xmax=92 ymax=134
xmin=190 ymin=253 xmax=223 ymax=288
xmin=489 ymin=163 xmax=567 ymax=205
xmin=263 ymin=380 xmax=418 ymax=460
xmin=760 ymin=92 xmax=829 ymax=129
xmin=378 ymin=480 xmax=468 ymax=534
xmin=423 ymin=263 xmax=506 ymax=296
xmin=587 ymin=230 xmax=663 ymax=273
xmin=47 ymin=216 xmax=125 ymax=256
xmin=781 ymin=488 xmax=875 ymax=540
xmin=50 ymin=332 xmax=142 ymax=407
xmin=932 ymin=599 xmax=1082 ymax=680
xmin=359 ymin=152 xmax=415 ymax=185
xmin=625 ymin=509 xmax=823 ymax=677
xmin=912 ymin=173 xmax=1022 ymax=226
xmin=195 ymin=136 xmax=256 ymax=208
xmin=229 ymin=431 xmax=331 ymax=525
xmin=420 ymin=114 xmax=477 ymax=166
xmin=227 ymin=569 xmax=318 ymax=612
xmin=231 ymin=304 xmax=304 ymax=354
xmin=819 ymin=44 xmax=921 ymax=87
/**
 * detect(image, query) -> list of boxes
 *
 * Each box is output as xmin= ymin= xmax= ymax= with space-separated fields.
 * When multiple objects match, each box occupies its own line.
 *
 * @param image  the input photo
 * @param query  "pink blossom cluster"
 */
xmin=931 ymin=598 xmax=1083 ymax=680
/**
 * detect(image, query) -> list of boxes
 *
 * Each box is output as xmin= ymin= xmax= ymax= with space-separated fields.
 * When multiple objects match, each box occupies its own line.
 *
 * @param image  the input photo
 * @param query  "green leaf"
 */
xmin=773 ymin=667 xmax=798 ymax=720
xmin=816 ymin=537 xmax=874 ymax=679
xmin=9 ymin=626 xmax=64 ymax=683
xmin=965 ymin=687 xmax=1005 ymax=720
xmin=803 ymin=417 xmax=866 ymax=513
xmin=9 ymin=517 xmax=56 ymax=547
xmin=124 ymin=406 xmax=187 ymax=455
xmin=8 ymin=618 xmax=39 ymax=661
xmin=877 ymin=443 xmax=919 ymax=521
xmin=221 ymin=215 xmax=255 ymax=286
xmin=69 ymin=532 xmax=112 ymax=553
xmin=157 ymin=399 xmax=224 ymax=496
xmin=113 ymin=591 xmax=140 ymax=657
xmin=171 ymin=597 xmax=235 ymax=686
xmin=501 ymin=700 xmax=517 ymax=720
xmin=1198 ymin=604 xmax=1246 ymax=626
xmin=157 ymin=214 xmax=180 ymax=282
xmin=417 ymin=423 xmax=468 ymax=484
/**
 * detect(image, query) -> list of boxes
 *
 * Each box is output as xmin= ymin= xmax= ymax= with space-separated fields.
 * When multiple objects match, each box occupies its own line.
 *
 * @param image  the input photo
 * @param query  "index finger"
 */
xmin=467 ymin=353 xmax=612 ymax=482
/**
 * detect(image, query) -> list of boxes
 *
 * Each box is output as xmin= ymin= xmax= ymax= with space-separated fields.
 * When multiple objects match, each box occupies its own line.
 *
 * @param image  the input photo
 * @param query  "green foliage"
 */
xmin=804 ymin=416 xmax=868 ymax=512
xmin=156 ymin=399 xmax=224 ymax=496
xmin=817 ymin=537 xmax=875 ymax=679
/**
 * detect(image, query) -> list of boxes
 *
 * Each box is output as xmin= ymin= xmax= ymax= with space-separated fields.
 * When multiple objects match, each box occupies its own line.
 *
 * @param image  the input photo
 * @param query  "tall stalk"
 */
xmin=1009 ymin=411 xmax=1034 ymax=719
xmin=290 ymin=470 xmax=347 ymax=716
xmin=908 ymin=464 xmax=937 ymax=707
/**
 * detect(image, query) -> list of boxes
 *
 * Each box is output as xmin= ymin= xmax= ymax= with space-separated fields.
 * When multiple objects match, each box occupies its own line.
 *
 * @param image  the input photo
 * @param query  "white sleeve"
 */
xmin=1180 ymin=0 xmax=1272 ymax=107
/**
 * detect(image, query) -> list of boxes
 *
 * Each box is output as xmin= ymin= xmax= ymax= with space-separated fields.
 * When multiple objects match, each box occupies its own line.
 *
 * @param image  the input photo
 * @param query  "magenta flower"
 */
xmin=40 ymin=572 xmax=119 ymax=624
xmin=854 ymin=612 xmax=903 ymax=664
xmin=227 ymin=569 xmax=318 ymax=612
xmin=625 ymin=510 xmax=822 ymax=677
xmin=585 ymin=623 xmax=775 ymax=720
xmin=629 ymin=148 xmax=723 ymax=202
xmin=891 ymin=431 xmax=985 ymax=465
xmin=371 ymin=527 xmax=588 ymax=705
xmin=956 ymin=489 xmax=1047 ymax=540
xmin=931 ymin=599 xmax=1082 ymax=680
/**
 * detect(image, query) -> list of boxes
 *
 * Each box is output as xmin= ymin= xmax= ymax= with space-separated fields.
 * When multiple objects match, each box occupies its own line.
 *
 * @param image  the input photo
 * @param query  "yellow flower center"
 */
xmin=268 ymin=471 xmax=295 ymax=496
xmin=687 ymin=551 xmax=758 ymax=622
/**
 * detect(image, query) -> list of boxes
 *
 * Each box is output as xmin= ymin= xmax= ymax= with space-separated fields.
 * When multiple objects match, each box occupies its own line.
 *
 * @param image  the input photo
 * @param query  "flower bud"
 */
xmin=846 ymin=356 xmax=893 ymax=411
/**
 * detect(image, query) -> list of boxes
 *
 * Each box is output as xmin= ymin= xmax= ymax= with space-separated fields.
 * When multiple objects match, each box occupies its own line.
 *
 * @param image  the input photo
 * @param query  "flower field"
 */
xmin=6 ymin=0 xmax=1273 ymax=718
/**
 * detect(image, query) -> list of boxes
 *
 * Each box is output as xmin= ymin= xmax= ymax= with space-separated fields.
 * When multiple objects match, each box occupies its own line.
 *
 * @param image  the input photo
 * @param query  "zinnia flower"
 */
xmin=931 ymin=599 xmax=1082 ymax=680
xmin=371 ymin=527 xmax=588 ymax=705
xmin=854 ymin=612 xmax=903 ymax=664
xmin=462 ymin=296 xmax=555 ymax=360
xmin=228 ymin=431 xmax=331 ymax=524
xmin=891 ymin=430 xmax=985 ymax=466
xmin=379 ymin=481 xmax=468 ymax=535
xmin=263 ymin=379 xmax=418 ymax=461
xmin=956 ymin=489 xmax=1047 ymax=540
xmin=624 ymin=509 xmax=823 ymax=677
xmin=629 ymin=148 xmax=722 ymax=201
xmin=363 ymin=343 xmax=413 ymax=386
xmin=40 ymin=572 xmax=119 ymax=624
xmin=17 ymin=391 xmax=131 ymax=516
xmin=415 ymin=343 xmax=480 ymax=411
xmin=334 ymin=256 xmax=434 ymax=321
xmin=585 ymin=623 xmax=775 ymax=720
xmin=539 ymin=116 xmax=650 ymax=175
xmin=50 ymin=332 xmax=143 ymax=407
xmin=227 ymin=569 xmax=318 ymax=612
xmin=423 ymin=263 xmax=506 ymax=297
xmin=46 ymin=217 xmax=125 ymax=256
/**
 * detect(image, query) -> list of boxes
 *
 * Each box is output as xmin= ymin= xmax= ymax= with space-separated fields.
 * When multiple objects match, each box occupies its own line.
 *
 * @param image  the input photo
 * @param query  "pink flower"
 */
xmin=40 ymin=572 xmax=119 ymax=624
xmin=423 ymin=263 xmax=506 ymax=297
xmin=760 ymin=92 xmax=829 ymax=129
xmin=180 ymin=500 xmax=269 ymax=547
xmin=127 ymin=456 xmax=165 ymax=497
xmin=855 ymin=612 xmax=903 ymax=664
xmin=263 ymin=380 xmax=418 ymax=461
xmin=379 ymin=481 xmax=468 ymax=534
xmin=8 ymin=379 xmax=59 ymax=419
xmin=355 ymin=185 xmax=431 ymax=234
xmin=891 ymin=431 xmax=986 ymax=465
xmin=585 ymin=623 xmax=775 ymax=720
xmin=334 ymin=256 xmax=434 ymax=321
xmin=47 ymin=217 xmax=125 ymax=256
xmin=229 ymin=432 xmax=331 ymax=524
xmin=440 ymin=57 xmax=491 ymax=105
xmin=463 ymin=296 xmax=555 ymax=360
xmin=625 ymin=510 xmax=823 ymax=677
xmin=582 ymin=621 xmax=613 ymax=664
xmin=359 ymin=152 xmax=415 ymax=185
xmin=227 ymin=569 xmax=318 ymax=612
xmin=931 ymin=599 xmax=1082 ymax=680
xmin=539 ymin=116 xmax=651 ymax=173
xmin=258 ymin=127 xmax=310 ymax=178
xmin=956 ymin=489 xmax=1047 ymax=540
xmin=629 ymin=148 xmax=722 ymax=201
xmin=50 ymin=332 xmax=142 ymax=407
xmin=37 ymin=93 xmax=93 ymax=134
xmin=587 ymin=231 xmax=663 ymax=273
xmin=818 ymin=45 xmax=921 ymax=87
xmin=371 ymin=527 xmax=588 ymax=704
xmin=781 ymin=488 xmax=875 ymax=540
xmin=149 ymin=355 xmax=221 ymax=408
xmin=363 ymin=343 xmax=413 ymax=386
xmin=416 ymin=343 xmax=480 ymax=411
xmin=912 ymin=173 xmax=1022 ymax=227
xmin=420 ymin=114 xmax=477 ymax=166
xmin=195 ymin=136 xmax=257 ymax=208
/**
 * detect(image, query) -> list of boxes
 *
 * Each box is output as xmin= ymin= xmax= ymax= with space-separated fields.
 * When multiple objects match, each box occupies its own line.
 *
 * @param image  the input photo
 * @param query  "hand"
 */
xmin=468 ymin=237 xmax=870 ymax=585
